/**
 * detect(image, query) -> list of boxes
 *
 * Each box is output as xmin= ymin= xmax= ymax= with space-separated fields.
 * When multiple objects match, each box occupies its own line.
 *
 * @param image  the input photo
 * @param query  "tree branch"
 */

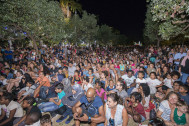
xmin=0 ymin=36 xmax=26 ymax=41
xmin=172 ymin=20 xmax=189 ymax=24
xmin=181 ymin=24 xmax=189 ymax=32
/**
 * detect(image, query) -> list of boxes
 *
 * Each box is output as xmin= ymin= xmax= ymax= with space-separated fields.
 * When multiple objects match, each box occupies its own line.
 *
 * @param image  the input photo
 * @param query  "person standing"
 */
xmin=174 ymin=48 xmax=186 ymax=71
xmin=180 ymin=50 xmax=189 ymax=84
xmin=4 ymin=47 xmax=13 ymax=64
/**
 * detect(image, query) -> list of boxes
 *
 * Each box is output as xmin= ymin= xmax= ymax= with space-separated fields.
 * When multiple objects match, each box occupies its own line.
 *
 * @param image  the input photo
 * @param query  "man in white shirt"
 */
xmin=122 ymin=70 xmax=136 ymax=95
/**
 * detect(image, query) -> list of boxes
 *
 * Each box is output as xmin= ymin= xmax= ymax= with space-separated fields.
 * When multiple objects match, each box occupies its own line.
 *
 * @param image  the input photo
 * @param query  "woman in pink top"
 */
xmin=95 ymin=79 xmax=107 ymax=103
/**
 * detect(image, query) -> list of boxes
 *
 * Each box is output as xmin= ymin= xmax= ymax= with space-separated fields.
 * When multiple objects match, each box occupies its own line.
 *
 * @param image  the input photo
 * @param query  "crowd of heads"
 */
xmin=0 ymin=44 xmax=189 ymax=126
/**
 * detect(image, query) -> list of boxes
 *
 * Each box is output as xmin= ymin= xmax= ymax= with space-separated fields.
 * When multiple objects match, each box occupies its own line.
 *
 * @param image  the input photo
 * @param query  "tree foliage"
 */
xmin=143 ymin=5 xmax=161 ymax=46
xmin=65 ymin=11 xmax=99 ymax=44
xmin=0 ymin=0 xmax=129 ymax=48
xmin=96 ymin=25 xmax=114 ymax=45
xmin=147 ymin=0 xmax=189 ymax=40
xmin=60 ymin=0 xmax=82 ymax=18
xmin=0 ymin=0 xmax=66 ymax=50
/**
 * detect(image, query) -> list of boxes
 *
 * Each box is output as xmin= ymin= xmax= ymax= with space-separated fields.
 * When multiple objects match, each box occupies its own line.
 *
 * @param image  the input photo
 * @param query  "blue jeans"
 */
xmin=181 ymin=72 xmax=189 ymax=84
xmin=38 ymin=102 xmax=59 ymax=112
xmin=62 ymin=105 xmax=73 ymax=117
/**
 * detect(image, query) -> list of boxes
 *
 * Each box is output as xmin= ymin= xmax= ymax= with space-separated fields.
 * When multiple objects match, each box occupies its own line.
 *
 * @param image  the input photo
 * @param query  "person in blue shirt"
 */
xmin=38 ymin=83 xmax=65 ymax=112
xmin=4 ymin=68 xmax=13 ymax=80
xmin=135 ymin=67 xmax=147 ymax=79
xmin=4 ymin=47 xmax=13 ymax=63
xmin=106 ymin=79 xmax=116 ymax=92
xmin=55 ymin=68 xmax=65 ymax=82
xmin=179 ymin=84 xmax=189 ymax=105
xmin=72 ymin=88 xmax=105 ymax=126
xmin=86 ymin=68 xmax=95 ymax=83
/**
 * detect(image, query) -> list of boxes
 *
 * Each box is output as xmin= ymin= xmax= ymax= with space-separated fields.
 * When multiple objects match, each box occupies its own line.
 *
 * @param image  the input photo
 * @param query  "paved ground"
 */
xmin=49 ymin=113 xmax=148 ymax=126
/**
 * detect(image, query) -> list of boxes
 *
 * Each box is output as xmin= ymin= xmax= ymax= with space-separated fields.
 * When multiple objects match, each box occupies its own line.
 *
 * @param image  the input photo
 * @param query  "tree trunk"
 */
xmin=61 ymin=6 xmax=67 ymax=17
xmin=30 ymin=37 xmax=38 ymax=54
xmin=157 ymin=39 xmax=160 ymax=47
xmin=61 ymin=6 xmax=71 ymax=18
xmin=156 ymin=34 xmax=160 ymax=47
xmin=67 ymin=6 xmax=71 ymax=18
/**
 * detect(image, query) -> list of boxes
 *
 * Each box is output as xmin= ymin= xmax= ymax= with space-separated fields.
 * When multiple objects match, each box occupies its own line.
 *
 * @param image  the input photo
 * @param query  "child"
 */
xmin=6 ymin=70 xmax=23 ymax=92
xmin=132 ymin=71 xmax=146 ymax=92
xmin=0 ymin=92 xmax=24 ymax=126
xmin=119 ymin=61 xmax=125 ymax=75
xmin=40 ymin=114 xmax=52 ymax=126
xmin=95 ymin=79 xmax=107 ymax=103
xmin=24 ymin=112 xmax=41 ymax=126
xmin=171 ymin=71 xmax=180 ymax=83
xmin=163 ymin=73 xmax=172 ymax=89
xmin=170 ymin=81 xmax=182 ymax=93
xmin=72 ymin=70 xmax=82 ymax=85
xmin=0 ymin=74 xmax=7 ymax=86
xmin=146 ymin=72 xmax=162 ymax=95
xmin=168 ymin=54 xmax=174 ymax=64
xmin=82 ymin=76 xmax=93 ymax=92
xmin=38 ymin=83 xmax=65 ymax=112
xmin=179 ymin=84 xmax=189 ymax=105
xmin=155 ymin=85 xmax=169 ymax=101
xmin=17 ymin=81 xmax=36 ymax=103
xmin=126 ymin=92 xmax=146 ymax=123
xmin=146 ymin=63 xmax=156 ymax=75
xmin=100 ymin=71 xmax=108 ymax=89
xmin=170 ymin=100 xmax=189 ymax=126
xmin=13 ymin=96 xmax=41 ymax=126
xmin=106 ymin=79 xmax=116 ymax=92
xmin=86 ymin=68 xmax=95 ymax=84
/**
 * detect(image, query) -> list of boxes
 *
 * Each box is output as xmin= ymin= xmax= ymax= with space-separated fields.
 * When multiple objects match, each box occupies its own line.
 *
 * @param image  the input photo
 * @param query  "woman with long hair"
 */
xmin=104 ymin=93 xmax=128 ymax=126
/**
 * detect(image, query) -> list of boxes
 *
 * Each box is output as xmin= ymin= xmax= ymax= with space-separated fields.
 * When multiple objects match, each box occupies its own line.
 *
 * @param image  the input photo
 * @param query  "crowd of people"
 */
xmin=0 ymin=44 xmax=189 ymax=126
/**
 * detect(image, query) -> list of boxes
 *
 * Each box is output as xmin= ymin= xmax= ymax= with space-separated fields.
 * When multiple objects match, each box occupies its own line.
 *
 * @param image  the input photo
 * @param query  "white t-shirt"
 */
xmin=1 ymin=79 xmax=8 ymax=85
xmin=136 ymin=78 xmax=146 ymax=88
xmin=1 ymin=101 xmax=24 ymax=118
xmin=68 ymin=66 xmax=76 ymax=77
xmin=121 ymin=75 xmax=136 ymax=86
xmin=143 ymin=95 xmax=150 ymax=107
xmin=17 ymin=76 xmax=23 ymax=83
xmin=164 ymin=78 xmax=173 ymax=89
xmin=146 ymin=78 xmax=162 ymax=94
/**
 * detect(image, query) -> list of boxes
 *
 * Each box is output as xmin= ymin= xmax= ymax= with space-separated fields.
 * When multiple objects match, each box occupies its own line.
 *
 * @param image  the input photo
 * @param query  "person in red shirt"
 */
xmin=125 ymin=92 xmax=146 ymax=123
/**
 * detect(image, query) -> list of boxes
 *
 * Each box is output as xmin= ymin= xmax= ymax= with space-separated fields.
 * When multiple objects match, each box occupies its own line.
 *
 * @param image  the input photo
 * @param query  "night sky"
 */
xmin=79 ymin=0 xmax=147 ymax=41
